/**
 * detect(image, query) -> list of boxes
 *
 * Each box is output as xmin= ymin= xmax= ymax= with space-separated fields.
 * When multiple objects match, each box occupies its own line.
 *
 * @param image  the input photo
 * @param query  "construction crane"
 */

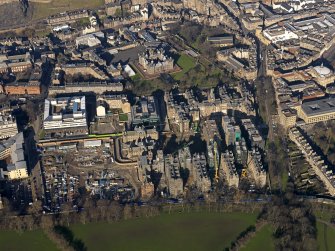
xmin=241 ymin=150 xmax=252 ymax=178
xmin=241 ymin=169 xmax=248 ymax=178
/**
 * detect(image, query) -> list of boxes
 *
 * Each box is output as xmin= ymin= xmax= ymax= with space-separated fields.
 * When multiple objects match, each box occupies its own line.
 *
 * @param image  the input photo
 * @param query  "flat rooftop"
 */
xmin=301 ymin=97 xmax=335 ymax=116
xmin=43 ymin=96 xmax=86 ymax=122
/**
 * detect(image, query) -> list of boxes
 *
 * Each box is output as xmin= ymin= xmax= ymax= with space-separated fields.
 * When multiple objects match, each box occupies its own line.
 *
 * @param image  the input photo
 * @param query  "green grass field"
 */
xmin=31 ymin=0 xmax=104 ymax=20
xmin=317 ymin=222 xmax=335 ymax=251
xmin=281 ymin=171 xmax=289 ymax=191
xmin=71 ymin=212 xmax=257 ymax=251
xmin=119 ymin=113 xmax=128 ymax=122
xmin=241 ymin=225 xmax=275 ymax=251
xmin=315 ymin=211 xmax=334 ymax=223
xmin=0 ymin=230 xmax=59 ymax=251
xmin=173 ymin=54 xmax=197 ymax=80
xmin=130 ymin=74 xmax=141 ymax=81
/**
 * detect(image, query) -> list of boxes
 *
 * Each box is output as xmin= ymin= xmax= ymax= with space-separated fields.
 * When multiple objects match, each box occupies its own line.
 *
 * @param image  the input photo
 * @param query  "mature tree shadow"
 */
xmin=54 ymin=225 xmax=87 ymax=251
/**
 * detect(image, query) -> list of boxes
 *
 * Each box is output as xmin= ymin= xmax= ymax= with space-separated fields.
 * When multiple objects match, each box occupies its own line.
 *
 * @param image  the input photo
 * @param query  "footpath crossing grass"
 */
xmin=71 ymin=212 xmax=257 ymax=251
xmin=240 ymin=224 xmax=275 ymax=251
xmin=317 ymin=222 xmax=335 ymax=251
xmin=0 ymin=230 xmax=59 ymax=251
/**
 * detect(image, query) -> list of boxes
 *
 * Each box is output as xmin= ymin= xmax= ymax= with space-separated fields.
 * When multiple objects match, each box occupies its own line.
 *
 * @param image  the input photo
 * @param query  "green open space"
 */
xmin=315 ymin=211 xmax=334 ymax=223
xmin=172 ymin=54 xmax=197 ymax=80
xmin=317 ymin=222 xmax=335 ymax=251
xmin=0 ymin=230 xmax=59 ymax=251
xmin=281 ymin=171 xmax=289 ymax=191
xmin=241 ymin=225 xmax=275 ymax=251
xmin=130 ymin=73 xmax=141 ymax=81
xmin=190 ymin=34 xmax=205 ymax=51
xmin=71 ymin=212 xmax=257 ymax=251
xmin=119 ymin=113 xmax=129 ymax=122
xmin=31 ymin=0 xmax=104 ymax=20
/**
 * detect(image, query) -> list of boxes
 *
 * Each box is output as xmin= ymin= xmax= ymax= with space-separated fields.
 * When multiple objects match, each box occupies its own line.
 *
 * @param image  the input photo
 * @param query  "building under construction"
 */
xmin=206 ymin=139 xmax=220 ymax=182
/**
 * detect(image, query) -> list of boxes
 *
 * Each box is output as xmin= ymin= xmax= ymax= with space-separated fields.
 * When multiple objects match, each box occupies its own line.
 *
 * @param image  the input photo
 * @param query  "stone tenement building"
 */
xmin=0 ymin=52 xmax=32 ymax=74
xmin=48 ymin=82 xmax=123 ymax=95
xmin=138 ymin=46 xmax=174 ymax=75
xmin=4 ymin=82 xmax=41 ymax=95
xmin=47 ymin=10 xmax=89 ymax=25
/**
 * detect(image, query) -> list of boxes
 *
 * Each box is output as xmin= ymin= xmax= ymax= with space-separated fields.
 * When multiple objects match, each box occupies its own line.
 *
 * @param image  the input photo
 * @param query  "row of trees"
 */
xmin=53 ymin=225 xmax=86 ymax=251
xmin=0 ymin=196 xmax=268 ymax=232
xmin=0 ymin=185 xmax=322 ymax=251
xmin=224 ymin=225 xmax=256 ymax=251
xmin=311 ymin=121 xmax=335 ymax=165
xmin=177 ymin=64 xmax=238 ymax=90
xmin=263 ymin=182 xmax=317 ymax=251
xmin=170 ymin=22 xmax=221 ymax=59
xmin=44 ymin=227 xmax=77 ymax=251
xmin=0 ymin=200 xmax=161 ymax=232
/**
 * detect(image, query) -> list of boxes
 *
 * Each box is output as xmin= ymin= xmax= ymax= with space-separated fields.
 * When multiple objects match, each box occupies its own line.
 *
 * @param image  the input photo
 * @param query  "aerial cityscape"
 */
xmin=0 ymin=0 xmax=335 ymax=250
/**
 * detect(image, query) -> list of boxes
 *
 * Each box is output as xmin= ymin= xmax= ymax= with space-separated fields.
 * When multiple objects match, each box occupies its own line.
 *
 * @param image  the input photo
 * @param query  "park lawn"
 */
xmin=173 ymin=54 xmax=197 ymax=80
xmin=0 ymin=229 xmax=59 ymax=251
xmin=240 ymin=224 xmax=275 ymax=251
xmin=197 ymin=80 xmax=219 ymax=89
xmin=281 ymin=171 xmax=289 ymax=191
xmin=119 ymin=113 xmax=128 ymax=122
xmin=317 ymin=222 xmax=335 ymax=251
xmin=130 ymin=74 xmax=141 ymax=81
xmin=71 ymin=212 xmax=257 ymax=251
xmin=190 ymin=35 xmax=204 ymax=50
xmin=31 ymin=0 xmax=104 ymax=20
xmin=315 ymin=211 xmax=334 ymax=222
xmin=191 ymin=41 xmax=199 ymax=49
